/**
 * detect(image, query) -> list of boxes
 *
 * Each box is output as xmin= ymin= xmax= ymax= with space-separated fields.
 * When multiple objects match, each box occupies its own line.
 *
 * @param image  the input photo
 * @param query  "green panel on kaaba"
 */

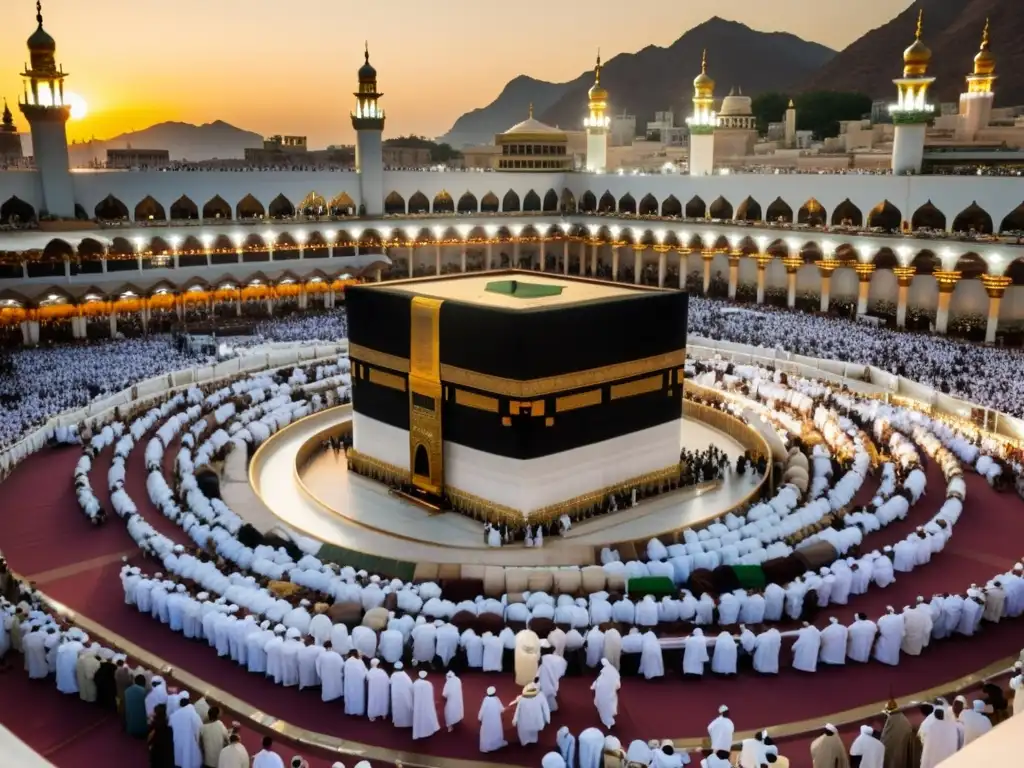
xmin=731 ymin=565 xmax=767 ymax=592
xmin=626 ymin=576 xmax=677 ymax=599
xmin=484 ymin=280 xmax=564 ymax=299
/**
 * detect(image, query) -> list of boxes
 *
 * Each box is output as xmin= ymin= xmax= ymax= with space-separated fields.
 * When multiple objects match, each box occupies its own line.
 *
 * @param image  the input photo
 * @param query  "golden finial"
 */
xmin=528 ymin=103 xmax=534 ymax=119
xmin=915 ymin=8 xmax=923 ymax=39
xmin=973 ymin=17 xmax=995 ymax=77
xmin=981 ymin=17 xmax=990 ymax=50
xmin=595 ymin=49 xmax=602 ymax=83
xmin=701 ymin=48 xmax=707 ymax=74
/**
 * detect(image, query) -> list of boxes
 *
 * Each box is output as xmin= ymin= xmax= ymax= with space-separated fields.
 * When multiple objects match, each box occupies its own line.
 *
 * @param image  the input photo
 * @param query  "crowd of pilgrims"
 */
xmin=687 ymin=296 xmax=1024 ymax=419
xmin=28 ymin=352 xmax=1024 ymax=768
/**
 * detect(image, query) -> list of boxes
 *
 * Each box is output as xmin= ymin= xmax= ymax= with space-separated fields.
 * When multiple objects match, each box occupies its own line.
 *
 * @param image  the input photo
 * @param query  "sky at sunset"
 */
xmin=1 ymin=0 xmax=911 ymax=148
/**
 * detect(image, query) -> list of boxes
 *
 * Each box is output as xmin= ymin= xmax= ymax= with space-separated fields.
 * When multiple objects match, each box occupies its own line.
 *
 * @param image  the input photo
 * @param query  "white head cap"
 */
xmin=487 ymin=686 xmax=496 ymax=695
xmin=393 ymin=662 xmax=403 ymax=670
xmin=370 ymin=658 xmax=379 ymax=667
xmin=274 ymin=625 xmax=286 ymax=635
xmin=973 ymin=700 xmax=985 ymax=712
xmin=260 ymin=620 xmax=270 ymax=630
xmin=860 ymin=725 xmax=872 ymax=736
xmin=418 ymin=671 xmax=427 ymax=679
xmin=825 ymin=724 xmax=838 ymax=735
xmin=718 ymin=705 xmax=729 ymax=714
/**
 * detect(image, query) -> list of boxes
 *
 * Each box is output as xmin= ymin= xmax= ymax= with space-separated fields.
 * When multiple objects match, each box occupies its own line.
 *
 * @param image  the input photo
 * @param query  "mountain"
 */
xmin=801 ymin=0 xmax=1024 ymax=105
xmin=439 ymin=76 xmax=571 ymax=148
xmin=438 ymin=17 xmax=836 ymax=147
xmin=64 ymin=120 xmax=264 ymax=164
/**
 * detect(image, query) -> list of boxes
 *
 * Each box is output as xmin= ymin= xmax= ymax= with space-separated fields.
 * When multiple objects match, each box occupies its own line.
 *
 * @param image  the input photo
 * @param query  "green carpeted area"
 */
xmin=485 ymin=279 xmax=564 ymax=299
xmin=316 ymin=543 xmax=418 ymax=581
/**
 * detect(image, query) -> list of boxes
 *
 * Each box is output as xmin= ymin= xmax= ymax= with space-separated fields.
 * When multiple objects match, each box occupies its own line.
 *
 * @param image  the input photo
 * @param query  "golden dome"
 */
xmin=693 ymin=49 xmax=715 ymax=95
xmin=973 ymin=18 xmax=995 ymax=76
xmin=902 ymin=9 xmax=931 ymax=77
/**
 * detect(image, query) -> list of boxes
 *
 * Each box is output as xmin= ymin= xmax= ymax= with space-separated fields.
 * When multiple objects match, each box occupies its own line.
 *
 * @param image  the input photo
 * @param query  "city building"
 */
xmin=105 ymin=147 xmax=170 ymax=169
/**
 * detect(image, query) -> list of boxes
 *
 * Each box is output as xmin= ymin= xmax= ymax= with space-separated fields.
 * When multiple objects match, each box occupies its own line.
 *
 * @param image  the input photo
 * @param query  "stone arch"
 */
xmin=909 ymin=249 xmax=938 ymax=275
xmin=580 ymin=190 xmax=597 ymax=213
xmin=708 ymin=196 xmax=733 ymax=220
xmin=169 ymin=195 xmax=198 ymax=220
xmin=735 ymin=196 xmax=761 ymax=222
xmin=432 ymin=190 xmax=454 ymax=214
xmin=267 ymin=194 xmax=295 ymax=219
xmin=542 ymin=189 xmax=559 ymax=212
xmin=765 ymin=197 xmax=793 ymax=223
xmin=797 ymin=198 xmax=827 ymax=227
xmin=406 ymin=191 xmax=428 ymax=214
xmin=384 ymin=191 xmax=406 ymax=215
xmin=235 ymin=194 xmax=265 ymax=220
xmin=77 ymin=237 xmax=106 ymax=260
xmin=559 ymin=188 xmax=575 ymax=211
xmin=999 ymin=202 xmax=1024 ymax=233
xmin=42 ymin=238 xmax=74 ymax=261
xmin=598 ymin=191 xmax=616 ymax=213
xmin=684 ymin=195 xmax=706 ymax=219
xmin=618 ymin=193 xmax=636 ymax=215
xmin=660 ymin=195 xmax=682 ymax=218
xmin=867 ymin=200 xmax=901 ymax=231
xmin=637 ymin=193 xmax=658 ymax=216
xmin=502 ymin=190 xmax=521 ymax=213
xmin=1007 ymin=258 xmax=1024 ymax=285
xmin=94 ymin=194 xmax=130 ymax=221
xmin=951 ymin=202 xmax=994 ymax=235
xmin=831 ymin=198 xmax=863 ymax=227
xmin=873 ymin=247 xmax=899 ymax=271
xmin=457 ymin=192 xmax=478 ymax=214
xmin=911 ymin=201 xmax=946 ymax=231
xmin=108 ymin=237 xmax=135 ymax=258
xmin=955 ymin=252 xmax=988 ymax=280
xmin=202 ymin=195 xmax=231 ymax=220
xmin=134 ymin=195 xmax=166 ymax=221
xmin=0 ymin=195 xmax=36 ymax=225
xmin=324 ymin=193 xmax=351 ymax=215
xmin=522 ymin=190 xmax=542 ymax=212
xmin=481 ymin=192 xmax=499 ymax=213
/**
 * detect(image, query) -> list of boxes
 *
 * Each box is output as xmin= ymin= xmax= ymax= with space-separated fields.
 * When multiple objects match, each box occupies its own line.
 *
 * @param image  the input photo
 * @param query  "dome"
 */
xmin=358 ymin=45 xmax=376 ymax=82
xmin=503 ymin=116 xmax=565 ymax=138
xmin=902 ymin=9 xmax=931 ymax=77
xmin=27 ymin=2 xmax=54 ymax=53
xmin=719 ymin=89 xmax=752 ymax=117
xmin=693 ymin=49 xmax=714 ymax=96
xmin=588 ymin=82 xmax=608 ymax=102
xmin=973 ymin=19 xmax=995 ymax=76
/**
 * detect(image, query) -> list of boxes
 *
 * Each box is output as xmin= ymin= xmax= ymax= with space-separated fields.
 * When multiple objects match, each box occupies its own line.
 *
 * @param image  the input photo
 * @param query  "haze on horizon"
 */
xmin=1 ymin=0 xmax=911 ymax=148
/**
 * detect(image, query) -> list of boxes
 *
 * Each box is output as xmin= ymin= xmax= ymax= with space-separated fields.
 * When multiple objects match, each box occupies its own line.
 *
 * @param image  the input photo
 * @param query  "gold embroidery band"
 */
xmin=556 ymin=388 xmax=602 ymax=412
xmin=368 ymin=369 xmax=407 ymax=392
xmin=348 ymin=343 xmax=410 ymax=374
xmin=454 ymin=388 xmax=500 ymax=413
xmin=610 ymin=374 xmax=664 ymax=401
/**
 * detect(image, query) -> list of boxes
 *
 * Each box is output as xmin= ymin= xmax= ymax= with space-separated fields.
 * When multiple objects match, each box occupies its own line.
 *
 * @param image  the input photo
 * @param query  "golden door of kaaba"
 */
xmin=408 ymin=296 xmax=445 ymax=495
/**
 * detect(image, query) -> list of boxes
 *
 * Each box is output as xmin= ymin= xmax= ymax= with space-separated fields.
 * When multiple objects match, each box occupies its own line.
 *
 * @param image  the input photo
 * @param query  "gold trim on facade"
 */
xmin=368 ymin=368 xmax=407 ymax=392
xmin=610 ymin=373 xmax=664 ymax=401
xmin=349 ymin=342 xmax=687 ymax=399
xmin=555 ymin=388 xmax=603 ymax=413
xmin=454 ymin=388 xmax=500 ymax=413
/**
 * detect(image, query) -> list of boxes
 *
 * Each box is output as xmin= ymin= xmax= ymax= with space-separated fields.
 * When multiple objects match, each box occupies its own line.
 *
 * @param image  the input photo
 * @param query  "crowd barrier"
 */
xmin=688 ymin=336 xmax=1024 ymax=444
xmin=0 ymin=341 xmax=348 ymax=476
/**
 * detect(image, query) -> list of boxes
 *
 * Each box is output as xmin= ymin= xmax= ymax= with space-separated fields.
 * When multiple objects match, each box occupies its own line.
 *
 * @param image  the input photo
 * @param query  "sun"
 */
xmin=64 ymin=92 xmax=88 ymax=120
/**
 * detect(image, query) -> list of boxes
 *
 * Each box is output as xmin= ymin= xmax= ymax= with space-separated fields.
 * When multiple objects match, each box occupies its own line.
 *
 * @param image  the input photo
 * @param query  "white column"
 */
xmin=435 ymin=242 xmax=442 ymax=276
xmin=727 ymin=255 xmax=740 ymax=299
xmin=460 ymin=243 xmax=467 ymax=273
xmin=633 ymin=246 xmax=643 ymax=285
xmin=855 ymin=266 xmax=874 ymax=317
xmin=562 ymin=239 xmax=569 ymax=276
xmin=657 ymin=247 xmax=667 ymax=288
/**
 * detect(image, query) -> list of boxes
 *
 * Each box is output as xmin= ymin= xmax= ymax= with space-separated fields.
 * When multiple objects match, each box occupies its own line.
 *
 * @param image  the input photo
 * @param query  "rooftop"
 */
xmin=384 ymin=270 xmax=657 ymax=310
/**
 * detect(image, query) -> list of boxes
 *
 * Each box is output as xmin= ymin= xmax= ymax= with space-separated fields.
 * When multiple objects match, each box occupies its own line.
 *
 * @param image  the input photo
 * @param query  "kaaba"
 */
xmin=345 ymin=271 xmax=688 ymax=523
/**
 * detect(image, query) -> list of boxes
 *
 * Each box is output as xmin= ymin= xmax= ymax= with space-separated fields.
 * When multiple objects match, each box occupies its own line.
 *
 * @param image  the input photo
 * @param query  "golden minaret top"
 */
xmin=693 ymin=49 xmax=714 ymax=97
xmin=973 ymin=18 xmax=995 ymax=76
xmin=902 ymin=8 xmax=932 ymax=78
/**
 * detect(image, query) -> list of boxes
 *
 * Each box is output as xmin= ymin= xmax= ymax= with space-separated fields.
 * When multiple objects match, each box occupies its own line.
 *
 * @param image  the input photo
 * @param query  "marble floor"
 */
xmin=250 ymin=406 xmax=753 ymax=566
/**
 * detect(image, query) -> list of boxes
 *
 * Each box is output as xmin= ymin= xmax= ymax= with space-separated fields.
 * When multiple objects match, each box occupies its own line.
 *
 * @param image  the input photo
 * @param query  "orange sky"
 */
xmin=1 ymin=0 xmax=910 ymax=148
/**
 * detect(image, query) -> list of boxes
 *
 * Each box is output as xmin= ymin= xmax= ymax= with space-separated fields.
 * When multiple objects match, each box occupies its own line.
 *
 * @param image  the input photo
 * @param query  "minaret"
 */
xmin=18 ymin=2 xmax=75 ymax=218
xmin=957 ymin=18 xmax=996 ymax=141
xmin=686 ymin=49 xmax=717 ymax=176
xmin=889 ymin=8 xmax=935 ymax=175
xmin=351 ymin=43 xmax=385 ymax=216
xmin=583 ymin=52 xmax=610 ymax=172
xmin=784 ymin=99 xmax=797 ymax=148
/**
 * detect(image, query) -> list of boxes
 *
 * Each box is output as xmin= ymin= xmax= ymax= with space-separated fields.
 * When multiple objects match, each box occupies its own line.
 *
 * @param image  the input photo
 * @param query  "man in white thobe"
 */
xmin=411 ymin=671 xmax=441 ymax=740
xmin=901 ymin=601 xmax=933 ymax=656
xmin=366 ymin=658 xmax=390 ymax=721
xmin=442 ymin=670 xmax=464 ymax=731
xmin=390 ymin=661 xmax=415 ymax=728
xmin=873 ymin=608 xmax=903 ymax=666
xmin=169 ymin=692 xmax=203 ymax=768
xmin=316 ymin=641 xmax=344 ymax=702
xmin=538 ymin=643 xmax=567 ymax=711
xmin=252 ymin=737 xmax=286 ymax=768
xmin=22 ymin=626 xmax=48 ymax=679
xmin=958 ymin=700 xmax=991 ymax=746
xmin=579 ymin=727 xmax=605 ymax=768
xmin=918 ymin=707 xmax=958 ymax=768
xmin=708 ymin=705 xmax=734 ymax=753
xmin=591 ymin=658 xmax=620 ymax=728
xmin=556 ymin=726 xmax=576 ymax=768
xmin=849 ymin=724 xmax=884 ymax=768
xmin=481 ymin=632 xmax=503 ymax=672
xmin=512 ymin=682 xmax=551 ymax=746
xmin=752 ymin=628 xmax=781 ymax=675
xmin=638 ymin=630 xmax=664 ymax=680
xmin=55 ymin=633 xmax=84 ymax=694
xmin=847 ymin=614 xmax=877 ymax=664
xmin=411 ymin=618 xmax=437 ymax=667
xmin=297 ymin=637 xmax=322 ymax=691
xmin=682 ymin=628 xmax=709 ymax=677
xmin=818 ymin=618 xmax=847 ymax=666
xmin=515 ymin=628 xmax=541 ymax=686
xmin=478 ymin=687 xmax=507 ymax=753
xmin=264 ymin=625 xmax=286 ymax=684
xmin=792 ymin=622 xmax=821 ymax=673
xmin=343 ymin=652 xmax=367 ymax=716
xmin=711 ymin=631 xmax=737 ymax=676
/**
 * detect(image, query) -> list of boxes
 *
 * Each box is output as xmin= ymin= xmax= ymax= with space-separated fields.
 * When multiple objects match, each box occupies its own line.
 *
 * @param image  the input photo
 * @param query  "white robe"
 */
xmin=366 ymin=666 xmax=390 ymax=720
xmin=55 ymin=641 xmax=83 ymax=694
xmin=849 ymin=732 xmax=884 ymax=768
xmin=682 ymin=632 xmax=709 ymax=675
xmin=442 ymin=674 xmax=464 ymax=728
xmin=316 ymin=649 xmax=344 ymax=702
xmin=252 ymin=749 xmax=286 ymax=768
xmin=169 ymin=704 xmax=203 ymax=768
xmin=901 ymin=607 xmax=932 ymax=655
xmin=513 ymin=693 xmax=551 ymax=746
xmin=958 ymin=710 xmax=992 ymax=745
xmin=792 ymin=625 xmax=821 ymax=673
xmin=818 ymin=622 xmax=848 ymax=666
xmin=482 ymin=634 xmax=503 ymax=672
xmin=873 ymin=614 xmax=903 ymax=666
xmin=708 ymin=715 xmax=735 ymax=752
xmin=918 ymin=715 xmax=959 ymax=768
xmin=478 ymin=695 xmax=507 ymax=752
xmin=591 ymin=666 xmax=620 ymax=728
xmin=391 ymin=671 xmax=415 ymax=728
xmin=752 ymin=629 xmax=781 ymax=674
xmin=638 ymin=631 xmax=664 ymax=679
xmin=411 ymin=678 xmax=441 ymax=740
xmin=538 ymin=653 xmax=567 ymax=711
xmin=343 ymin=657 xmax=367 ymax=715
xmin=23 ymin=633 xmax=49 ymax=679
xmin=710 ymin=632 xmax=737 ymax=675
xmin=846 ymin=620 xmax=877 ymax=663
